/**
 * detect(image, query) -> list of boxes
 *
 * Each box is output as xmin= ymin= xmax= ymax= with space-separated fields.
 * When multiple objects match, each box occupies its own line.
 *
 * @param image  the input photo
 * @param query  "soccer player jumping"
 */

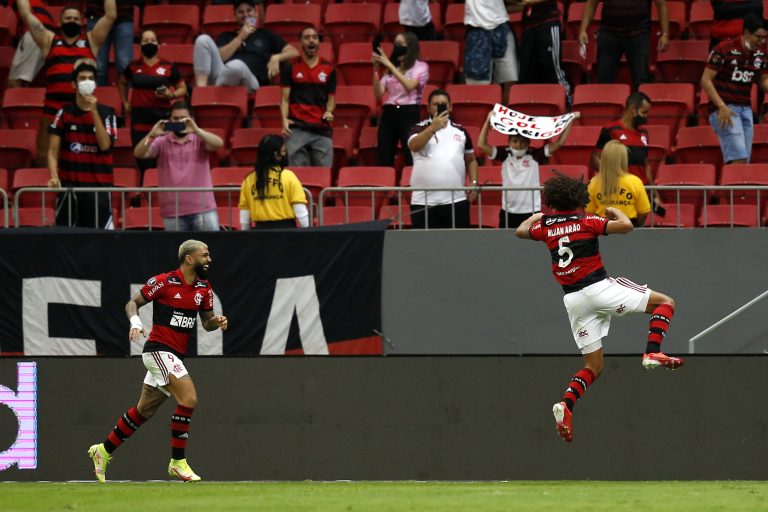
xmin=88 ymin=240 xmax=228 ymax=482
xmin=516 ymin=174 xmax=684 ymax=443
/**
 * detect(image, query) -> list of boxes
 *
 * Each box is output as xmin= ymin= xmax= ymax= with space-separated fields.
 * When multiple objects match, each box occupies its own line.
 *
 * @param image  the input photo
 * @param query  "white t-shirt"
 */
xmin=399 ymin=0 xmax=431 ymax=27
xmin=409 ymin=119 xmax=474 ymax=206
xmin=490 ymin=145 xmax=552 ymax=213
xmin=464 ymin=0 xmax=509 ymax=30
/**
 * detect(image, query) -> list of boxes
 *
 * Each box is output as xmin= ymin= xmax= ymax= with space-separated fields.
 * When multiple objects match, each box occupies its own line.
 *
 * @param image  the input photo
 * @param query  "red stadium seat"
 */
xmin=649 ymin=203 xmax=696 ymax=228
xmin=656 ymin=40 xmax=709 ymax=84
xmin=0 ymin=130 xmax=36 ymax=171
xmin=751 ymin=123 xmax=768 ymax=163
xmin=652 ymin=1 xmax=686 ymax=41
xmin=252 ymin=86 xmax=283 ymax=128
xmin=419 ymin=41 xmax=460 ymax=87
xmin=191 ymin=86 xmax=248 ymax=142
xmin=335 ymin=166 xmax=396 ymax=210
xmin=1 ymin=88 xmax=45 ymax=130
xmin=111 ymin=167 xmax=141 ymax=213
xmin=675 ymin=126 xmax=723 ymax=170
xmin=123 ymin=206 xmax=164 ymax=230
xmin=639 ymin=83 xmax=694 ymax=147
xmin=476 ymin=165 xmax=502 ymax=206
xmin=97 ymin=86 xmax=123 ymax=118
xmin=291 ymin=166 xmax=332 ymax=207
xmin=142 ymin=5 xmax=200 ymax=44
xmin=0 ymin=167 xmax=8 ymax=194
xmin=539 ymin=165 xmax=589 ymax=183
xmin=15 ymin=207 xmax=55 ymax=227
xmin=0 ymin=45 xmax=16 ymax=89
xmin=561 ymin=40 xmax=587 ymax=88
xmin=644 ymin=124 xmax=670 ymax=180
xmin=507 ymin=84 xmax=566 ymax=117
xmin=323 ymin=4 xmax=382 ymax=49
xmin=689 ymin=1 xmax=715 ymax=40
xmin=319 ymin=205 xmax=377 ymax=225
xmin=357 ymin=126 xmax=379 ymax=167
xmin=549 ymin=126 xmax=601 ymax=167
xmin=230 ymin=127 xmax=281 ymax=166
xmin=333 ymin=86 xmax=377 ymax=139
xmin=113 ymin=128 xmax=137 ymax=169
xmin=572 ymin=84 xmax=630 ymax=126
xmin=443 ymin=4 xmax=466 ymax=41
xmin=337 ymin=42 xmax=392 ymax=86
xmin=202 ymin=4 xmax=239 ymax=41
xmin=333 ymin=126 xmax=357 ymax=171
xmin=0 ymin=6 xmax=18 ymax=46
xmin=470 ymin=204 xmax=500 ymax=228
xmin=445 ymin=84 xmax=501 ymax=128
xmin=11 ymin=168 xmax=57 ymax=208
xmin=217 ymin=206 xmax=241 ymax=231
xmin=158 ymin=44 xmax=195 ymax=87
xmin=699 ymin=204 xmax=760 ymax=227
xmin=211 ymin=166 xmax=250 ymax=208
xmin=264 ymin=4 xmax=321 ymax=42
xmin=719 ymin=164 xmax=768 ymax=205
xmin=655 ymin=163 xmax=716 ymax=216
xmin=566 ymin=2 xmax=602 ymax=40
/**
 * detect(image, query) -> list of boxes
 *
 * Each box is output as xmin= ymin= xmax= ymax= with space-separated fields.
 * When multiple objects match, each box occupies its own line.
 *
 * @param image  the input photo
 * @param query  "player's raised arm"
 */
xmin=516 ymin=212 xmax=544 ymax=239
xmin=604 ymin=207 xmax=634 ymax=234
xmin=17 ymin=0 xmax=54 ymax=54
xmin=125 ymin=292 xmax=149 ymax=341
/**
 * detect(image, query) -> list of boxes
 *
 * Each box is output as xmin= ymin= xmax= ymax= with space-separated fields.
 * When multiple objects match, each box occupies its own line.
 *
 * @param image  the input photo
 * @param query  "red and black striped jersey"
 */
xmin=140 ymin=269 xmax=214 ymax=358
xmin=8 ymin=0 xmax=55 ymax=32
xmin=43 ymin=34 xmax=95 ymax=118
xmin=707 ymin=37 xmax=767 ymax=109
xmin=529 ymin=212 xmax=609 ymax=293
xmin=595 ymin=121 xmax=649 ymax=183
xmin=521 ymin=0 xmax=561 ymax=33
xmin=281 ymin=58 xmax=336 ymax=136
xmin=49 ymin=103 xmax=117 ymax=186
xmin=123 ymin=59 xmax=181 ymax=134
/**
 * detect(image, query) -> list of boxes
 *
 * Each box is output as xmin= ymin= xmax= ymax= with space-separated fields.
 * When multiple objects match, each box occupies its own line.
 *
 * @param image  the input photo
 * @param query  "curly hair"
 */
xmin=542 ymin=171 xmax=589 ymax=211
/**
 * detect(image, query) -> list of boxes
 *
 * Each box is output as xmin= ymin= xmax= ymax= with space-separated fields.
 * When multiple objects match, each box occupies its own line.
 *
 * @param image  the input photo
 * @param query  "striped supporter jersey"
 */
xmin=529 ymin=212 xmax=610 ymax=293
xmin=123 ymin=59 xmax=180 ymax=135
xmin=140 ymin=269 xmax=214 ymax=358
xmin=706 ymin=37 xmax=767 ymax=109
xmin=44 ymin=34 xmax=96 ymax=118
xmin=281 ymin=58 xmax=336 ymax=136
xmin=49 ymin=103 xmax=117 ymax=185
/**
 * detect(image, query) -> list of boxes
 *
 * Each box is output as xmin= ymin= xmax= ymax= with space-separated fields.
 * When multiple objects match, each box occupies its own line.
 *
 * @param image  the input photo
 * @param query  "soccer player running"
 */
xmin=88 ymin=240 xmax=228 ymax=482
xmin=515 ymin=174 xmax=684 ymax=443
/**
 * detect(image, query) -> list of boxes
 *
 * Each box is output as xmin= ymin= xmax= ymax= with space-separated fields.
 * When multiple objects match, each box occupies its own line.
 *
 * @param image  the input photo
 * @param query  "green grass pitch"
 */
xmin=2 ymin=481 xmax=768 ymax=511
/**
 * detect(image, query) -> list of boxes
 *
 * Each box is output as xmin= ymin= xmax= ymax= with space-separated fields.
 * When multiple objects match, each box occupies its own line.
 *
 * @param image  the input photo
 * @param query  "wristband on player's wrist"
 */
xmin=129 ymin=315 xmax=143 ymax=330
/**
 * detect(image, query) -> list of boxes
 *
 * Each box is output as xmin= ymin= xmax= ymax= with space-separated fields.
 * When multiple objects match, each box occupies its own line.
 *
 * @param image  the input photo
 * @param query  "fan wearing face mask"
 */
xmin=372 ymin=32 xmax=429 ymax=167
xmin=16 ymin=0 xmax=116 ymax=167
xmin=119 ymin=29 xmax=188 ymax=171
xmin=478 ymin=110 xmax=579 ymax=228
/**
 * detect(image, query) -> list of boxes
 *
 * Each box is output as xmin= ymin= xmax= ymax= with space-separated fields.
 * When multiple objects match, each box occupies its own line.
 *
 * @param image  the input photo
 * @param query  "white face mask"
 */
xmin=78 ymin=79 xmax=96 ymax=96
xmin=511 ymin=148 xmax=527 ymax=158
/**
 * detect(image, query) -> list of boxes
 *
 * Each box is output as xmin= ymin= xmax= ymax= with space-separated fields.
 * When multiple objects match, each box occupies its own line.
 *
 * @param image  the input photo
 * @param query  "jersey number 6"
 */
xmin=557 ymin=236 xmax=574 ymax=268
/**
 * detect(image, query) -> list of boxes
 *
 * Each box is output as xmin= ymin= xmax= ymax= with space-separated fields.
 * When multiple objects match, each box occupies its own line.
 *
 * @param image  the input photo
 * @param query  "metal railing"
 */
xmin=0 ymin=188 xmax=8 ymax=228
xmin=688 ymin=289 xmax=768 ymax=353
xmin=11 ymin=186 xmax=313 ymax=229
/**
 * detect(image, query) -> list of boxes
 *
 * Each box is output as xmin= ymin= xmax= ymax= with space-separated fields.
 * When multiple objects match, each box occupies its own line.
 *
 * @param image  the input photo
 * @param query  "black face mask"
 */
xmin=632 ymin=114 xmax=647 ymax=128
xmin=193 ymin=262 xmax=208 ymax=279
xmin=141 ymin=43 xmax=158 ymax=59
xmin=390 ymin=44 xmax=408 ymax=62
xmin=61 ymin=22 xmax=81 ymax=38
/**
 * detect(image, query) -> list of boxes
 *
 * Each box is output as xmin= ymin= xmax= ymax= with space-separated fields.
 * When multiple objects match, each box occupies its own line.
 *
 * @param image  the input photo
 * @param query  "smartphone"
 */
xmin=164 ymin=121 xmax=186 ymax=132
xmin=436 ymin=103 xmax=448 ymax=116
xmin=653 ymin=203 xmax=666 ymax=217
xmin=372 ymin=35 xmax=383 ymax=53
xmin=156 ymin=85 xmax=168 ymax=93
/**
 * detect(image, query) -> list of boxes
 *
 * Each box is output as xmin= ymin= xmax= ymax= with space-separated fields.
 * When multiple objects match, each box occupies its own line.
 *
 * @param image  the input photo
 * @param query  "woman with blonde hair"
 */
xmin=586 ymin=140 xmax=651 ymax=226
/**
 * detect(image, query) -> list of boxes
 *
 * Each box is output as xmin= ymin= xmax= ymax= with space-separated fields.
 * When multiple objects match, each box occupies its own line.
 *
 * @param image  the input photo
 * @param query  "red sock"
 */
xmin=647 ymin=304 xmax=674 ymax=354
xmin=562 ymin=368 xmax=596 ymax=412
xmin=171 ymin=405 xmax=194 ymax=460
xmin=104 ymin=406 xmax=146 ymax=454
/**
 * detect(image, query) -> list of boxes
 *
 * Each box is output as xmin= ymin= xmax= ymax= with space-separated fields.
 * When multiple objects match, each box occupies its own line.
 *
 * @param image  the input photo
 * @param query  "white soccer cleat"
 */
xmin=168 ymin=458 xmax=201 ymax=482
xmin=87 ymin=443 xmax=111 ymax=483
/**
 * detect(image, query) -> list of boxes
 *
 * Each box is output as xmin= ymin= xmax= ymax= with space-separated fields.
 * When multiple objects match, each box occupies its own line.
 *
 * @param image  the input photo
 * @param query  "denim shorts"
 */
xmin=708 ymin=104 xmax=754 ymax=163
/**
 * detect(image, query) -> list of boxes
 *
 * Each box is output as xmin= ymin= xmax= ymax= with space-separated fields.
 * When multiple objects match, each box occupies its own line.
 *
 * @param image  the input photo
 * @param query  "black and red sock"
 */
xmin=562 ymin=368 xmax=596 ymax=412
xmin=646 ymin=304 xmax=674 ymax=354
xmin=104 ymin=406 xmax=146 ymax=454
xmin=171 ymin=405 xmax=194 ymax=460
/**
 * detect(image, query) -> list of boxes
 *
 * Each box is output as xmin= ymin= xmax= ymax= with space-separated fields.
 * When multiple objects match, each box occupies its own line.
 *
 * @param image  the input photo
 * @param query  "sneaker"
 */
xmin=168 ymin=458 xmax=201 ymax=482
xmin=642 ymin=352 xmax=685 ymax=370
xmin=552 ymin=402 xmax=573 ymax=443
xmin=87 ymin=443 xmax=111 ymax=483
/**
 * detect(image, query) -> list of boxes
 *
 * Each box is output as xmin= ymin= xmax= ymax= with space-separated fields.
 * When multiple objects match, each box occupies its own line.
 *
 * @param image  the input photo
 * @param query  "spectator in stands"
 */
xmin=511 ymin=0 xmax=571 ymax=103
xmin=701 ymin=14 xmax=768 ymax=165
xmin=711 ymin=0 xmax=764 ymax=49
xmin=591 ymin=92 xmax=657 ymax=204
xmin=464 ymin=0 xmax=518 ymax=105
xmin=85 ymin=0 xmax=140 ymax=86
xmin=119 ymin=29 xmax=188 ymax=170
xmin=193 ymin=0 xmax=298 ymax=92
xmin=134 ymin=101 xmax=222 ymax=231
xmin=281 ymin=27 xmax=336 ymax=168
xmin=3 ymin=0 xmax=54 ymax=88
xmin=477 ymin=111 xmax=579 ymax=228
xmin=48 ymin=59 xmax=117 ymax=229
xmin=17 ymin=0 xmax=116 ymax=166
xmin=407 ymin=89 xmax=479 ymax=229
xmin=373 ymin=31 xmax=429 ymax=168
xmin=399 ymin=0 xmax=436 ymax=41
xmin=578 ymin=0 xmax=669 ymax=88
xmin=238 ymin=134 xmax=309 ymax=229
xmin=586 ymin=140 xmax=651 ymax=226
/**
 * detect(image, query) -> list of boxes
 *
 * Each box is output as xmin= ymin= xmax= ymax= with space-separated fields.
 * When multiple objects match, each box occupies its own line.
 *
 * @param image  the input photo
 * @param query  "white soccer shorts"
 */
xmin=142 ymin=351 xmax=189 ymax=397
xmin=562 ymin=277 xmax=651 ymax=354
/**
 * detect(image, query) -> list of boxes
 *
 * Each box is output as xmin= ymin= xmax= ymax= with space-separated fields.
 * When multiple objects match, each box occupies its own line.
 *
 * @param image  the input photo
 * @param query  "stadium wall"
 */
xmin=1 ymin=356 xmax=766 ymax=481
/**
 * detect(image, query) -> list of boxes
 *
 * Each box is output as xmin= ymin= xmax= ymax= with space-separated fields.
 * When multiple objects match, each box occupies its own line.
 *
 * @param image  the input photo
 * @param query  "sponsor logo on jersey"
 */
xmin=194 ymin=292 xmax=203 ymax=306
xmin=731 ymin=67 xmax=754 ymax=83
xmin=167 ymin=276 xmax=182 ymax=285
xmin=69 ymin=142 xmax=98 ymax=154
xmin=147 ymin=277 xmax=157 ymax=286
xmin=194 ymin=281 xmax=208 ymax=288
xmin=318 ymin=71 xmax=327 ymax=83
xmin=578 ymin=329 xmax=589 ymax=338
xmin=146 ymin=281 xmax=164 ymax=297
xmin=170 ymin=312 xmax=196 ymax=329
xmin=174 ymin=293 xmax=182 ymax=299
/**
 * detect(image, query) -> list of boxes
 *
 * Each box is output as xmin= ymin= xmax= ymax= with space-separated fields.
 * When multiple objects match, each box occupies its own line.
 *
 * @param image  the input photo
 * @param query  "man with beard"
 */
xmin=16 ymin=0 xmax=116 ymax=165
xmin=134 ymin=100 xmax=223 ymax=231
xmin=193 ymin=0 xmax=298 ymax=91
xmin=280 ymin=26 xmax=336 ymax=168
xmin=88 ymin=239 xmax=228 ymax=483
